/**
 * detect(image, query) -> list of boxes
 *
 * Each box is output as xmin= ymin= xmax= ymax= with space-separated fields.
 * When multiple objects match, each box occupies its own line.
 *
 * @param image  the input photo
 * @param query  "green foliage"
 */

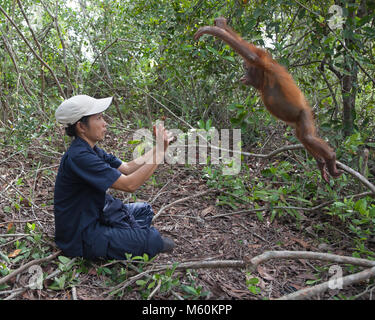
xmin=100 ymin=254 xmax=209 ymax=299
xmin=246 ymin=274 xmax=261 ymax=295
xmin=1 ymin=0 xmax=375 ymax=300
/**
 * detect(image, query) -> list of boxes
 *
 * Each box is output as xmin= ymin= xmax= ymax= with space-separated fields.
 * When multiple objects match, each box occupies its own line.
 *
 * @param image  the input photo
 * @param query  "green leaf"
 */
xmin=148 ymin=281 xmax=156 ymax=289
xmin=206 ymin=46 xmax=220 ymax=56
xmin=306 ymin=279 xmax=320 ymax=285
xmin=127 ymin=140 xmax=141 ymax=145
xmin=0 ymin=251 xmax=10 ymax=263
xmin=247 ymin=277 xmax=259 ymax=285
xmin=58 ymin=256 xmax=71 ymax=265
xmin=136 ymin=279 xmax=147 ymax=286
xmin=223 ymin=55 xmax=235 ymax=62
xmin=182 ymin=285 xmax=198 ymax=295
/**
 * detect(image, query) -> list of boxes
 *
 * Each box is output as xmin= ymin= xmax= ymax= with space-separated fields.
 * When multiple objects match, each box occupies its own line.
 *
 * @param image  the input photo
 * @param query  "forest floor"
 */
xmin=0 ymin=125 xmax=373 ymax=300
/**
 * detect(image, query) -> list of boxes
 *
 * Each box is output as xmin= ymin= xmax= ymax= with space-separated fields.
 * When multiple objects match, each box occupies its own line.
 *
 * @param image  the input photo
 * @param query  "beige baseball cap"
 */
xmin=55 ymin=95 xmax=113 ymax=125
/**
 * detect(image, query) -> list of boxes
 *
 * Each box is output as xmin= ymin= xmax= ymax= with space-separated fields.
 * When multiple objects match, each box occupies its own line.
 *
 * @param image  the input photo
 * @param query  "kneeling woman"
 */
xmin=54 ymin=95 xmax=175 ymax=260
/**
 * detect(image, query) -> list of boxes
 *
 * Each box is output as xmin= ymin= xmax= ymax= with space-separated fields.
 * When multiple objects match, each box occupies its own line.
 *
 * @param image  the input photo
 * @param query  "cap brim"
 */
xmin=83 ymin=96 xmax=113 ymax=117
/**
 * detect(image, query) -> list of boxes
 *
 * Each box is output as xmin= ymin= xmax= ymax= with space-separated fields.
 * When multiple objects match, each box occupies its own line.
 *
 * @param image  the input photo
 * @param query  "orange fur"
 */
xmin=195 ymin=17 xmax=342 ymax=183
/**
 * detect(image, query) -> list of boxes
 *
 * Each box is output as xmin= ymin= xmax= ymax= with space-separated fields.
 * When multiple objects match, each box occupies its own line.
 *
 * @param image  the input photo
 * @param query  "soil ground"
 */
xmin=0 ymin=127 xmax=373 ymax=300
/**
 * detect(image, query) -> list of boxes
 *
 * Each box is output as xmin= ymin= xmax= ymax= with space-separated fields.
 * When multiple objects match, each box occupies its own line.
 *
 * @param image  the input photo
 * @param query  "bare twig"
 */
xmin=1 ymin=34 xmax=34 ymax=97
xmin=248 ymin=250 xmax=375 ymax=271
xmin=0 ymin=250 xmax=61 ymax=286
xmin=159 ymin=259 xmax=246 ymax=271
xmin=71 ymin=286 xmax=78 ymax=300
xmin=0 ymin=233 xmax=30 ymax=238
xmin=16 ymin=0 xmax=46 ymax=107
xmin=147 ymin=279 xmax=162 ymax=300
xmin=4 ymin=257 xmax=76 ymax=300
xmin=336 ymin=160 xmax=375 ymax=194
xmin=40 ymin=0 xmax=74 ymax=94
xmin=0 ymin=176 xmax=54 ymax=219
xmin=156 ymin=251 xmax=375 ymax=273
xmin=277 ymin=266 xmax=375 ymax=300
xmin=102 ymin=250 xmax=375 ymax=299
xmin=104 ymin=268 xmax=155 ymax=296
xmin=148 ymin=171 xmax=185 ymax=204
xmin=360 ymin=148 xmax=369 ymax=177
xmin=241 ymin=143 xmax=304 ymax=159
xmin=152 ymin=189 xmax=217 ymax=221
xmin=318 ymin=61 xmax=340 ymax=120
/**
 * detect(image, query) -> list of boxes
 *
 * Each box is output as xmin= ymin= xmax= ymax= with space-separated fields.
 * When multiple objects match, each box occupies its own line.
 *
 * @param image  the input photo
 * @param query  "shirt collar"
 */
xmin=73 ymin=136 xmax=100 ymax=154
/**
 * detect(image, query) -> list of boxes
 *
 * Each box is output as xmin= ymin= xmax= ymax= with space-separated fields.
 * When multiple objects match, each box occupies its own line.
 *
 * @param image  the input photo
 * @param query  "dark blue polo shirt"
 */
xmin=54 ymin=137 xmax=122 ymax=257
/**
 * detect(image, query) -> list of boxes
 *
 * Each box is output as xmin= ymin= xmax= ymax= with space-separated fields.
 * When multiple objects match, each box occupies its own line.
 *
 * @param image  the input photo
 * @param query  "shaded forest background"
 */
xmin=1 ymin=0 xmax=375 ymax=300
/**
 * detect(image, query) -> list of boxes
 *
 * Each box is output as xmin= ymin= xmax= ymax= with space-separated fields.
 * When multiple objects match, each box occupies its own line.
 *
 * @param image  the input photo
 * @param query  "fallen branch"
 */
xmin=336 ymin=160 xmax=375 ymax=194
xmin=4 ymin=257 xmax=76 ymax=300
xmin=154 ymin=251 xmax=375 ymax=273
xmin=161 ymin=259 xmax=246 ymax=270
xmin=147 ymin=279 xmax=162 ymax=300
xmin=248 ymin=250 xmax=375 ymax=271
xmin=153 ymin=189 xmax=217 ymax=221
xmin=277 ymin=266 xmax=375 ymax=300
xmin=0 ymin=250 xmax=61 ymax=286
xmin=103 ymin=250 xmax=375 ymax=299
xmin=104 ymin=259 xmax=245 ymax=297
xmin=104 ymin=268 xmax=155 ymax=296
xmin=0 ymin=233 xmax=30 ymax=238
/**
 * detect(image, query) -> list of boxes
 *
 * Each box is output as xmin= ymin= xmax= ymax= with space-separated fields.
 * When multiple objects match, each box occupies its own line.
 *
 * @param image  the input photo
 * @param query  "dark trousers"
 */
xmin=82 ymin=197 xmax=163 ymax=260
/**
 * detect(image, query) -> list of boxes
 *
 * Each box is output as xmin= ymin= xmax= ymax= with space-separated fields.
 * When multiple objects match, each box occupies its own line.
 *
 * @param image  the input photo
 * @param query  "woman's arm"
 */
xmin=111 ymin=123 xmax=172 ymax=192
xmin=111 ymin=147 xmax=163 ymax=193
xmin=117 ymin=147 xmax=155 ymax=175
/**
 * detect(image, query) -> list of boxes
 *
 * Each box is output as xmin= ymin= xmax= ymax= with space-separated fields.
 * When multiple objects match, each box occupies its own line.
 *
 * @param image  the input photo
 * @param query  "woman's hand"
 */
xmin=153 ymin=123 xmax=174 ymax=151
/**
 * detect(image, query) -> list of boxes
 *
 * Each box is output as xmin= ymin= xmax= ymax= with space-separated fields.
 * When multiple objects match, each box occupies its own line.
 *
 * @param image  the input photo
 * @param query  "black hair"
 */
xmin=65 ymin=115 xmax=90 ymax=137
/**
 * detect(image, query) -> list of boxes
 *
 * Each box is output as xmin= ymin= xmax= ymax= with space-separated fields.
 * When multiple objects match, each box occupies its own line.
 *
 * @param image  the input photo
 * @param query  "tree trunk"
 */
xmin=340 ymin=0 xmax=358 ymax=137
xmin=341 ymin=55 xmax=357 ymax=137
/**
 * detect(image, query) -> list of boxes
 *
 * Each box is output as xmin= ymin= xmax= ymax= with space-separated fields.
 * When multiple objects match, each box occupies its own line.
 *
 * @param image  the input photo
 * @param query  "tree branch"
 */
xmin=243 ymin=144 xmax=375 ymax=195
xmin=241 ymin=143 xmax=304 ymax=159
xmin=153 ymin=189 xmax=216 ymax=221
xmin=336 ymin=160 xmax=375 ymax=194
xmin=0 ymin=250 xmax=61 ymax=286
xmin=248 ymin=250 xmax=375 ymax=271
xmin=277 ymin=266 xmax=375 ymax=300
xmin=1 ymin=34 xmax=34 ymax=97
xmin=0 ymin=4 xmax=66 ymax=98
xmin=294 ymin=0 xmax=375 ymax=86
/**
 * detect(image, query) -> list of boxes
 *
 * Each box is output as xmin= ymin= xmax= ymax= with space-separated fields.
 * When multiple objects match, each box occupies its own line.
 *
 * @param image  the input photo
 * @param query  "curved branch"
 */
xmin=0 ymin=250 xmax=61 ymax=286
xmin=103 ymin=250 xmax=375 ymax=299
xmin=154 ymin=251 xmax=375 ymax=273
xmin=153 ymin=189 xmax=216 ymax=222
xmin=318 ymin=61 xmax=340 ymax=119
xmin=241 ymin=143 xmax=304 ymax=159
xmin=336 ymin=160 xmax=375 ymax=194
xmin=248 ymin=250 xmax=375 ymax=271
xmin=277 ymin=266 xmax=375 ymax=300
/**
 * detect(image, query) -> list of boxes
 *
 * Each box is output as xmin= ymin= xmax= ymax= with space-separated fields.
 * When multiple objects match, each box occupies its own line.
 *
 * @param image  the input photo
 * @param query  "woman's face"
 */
xmin=77 ymin=113 xmax=107 ymax=147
